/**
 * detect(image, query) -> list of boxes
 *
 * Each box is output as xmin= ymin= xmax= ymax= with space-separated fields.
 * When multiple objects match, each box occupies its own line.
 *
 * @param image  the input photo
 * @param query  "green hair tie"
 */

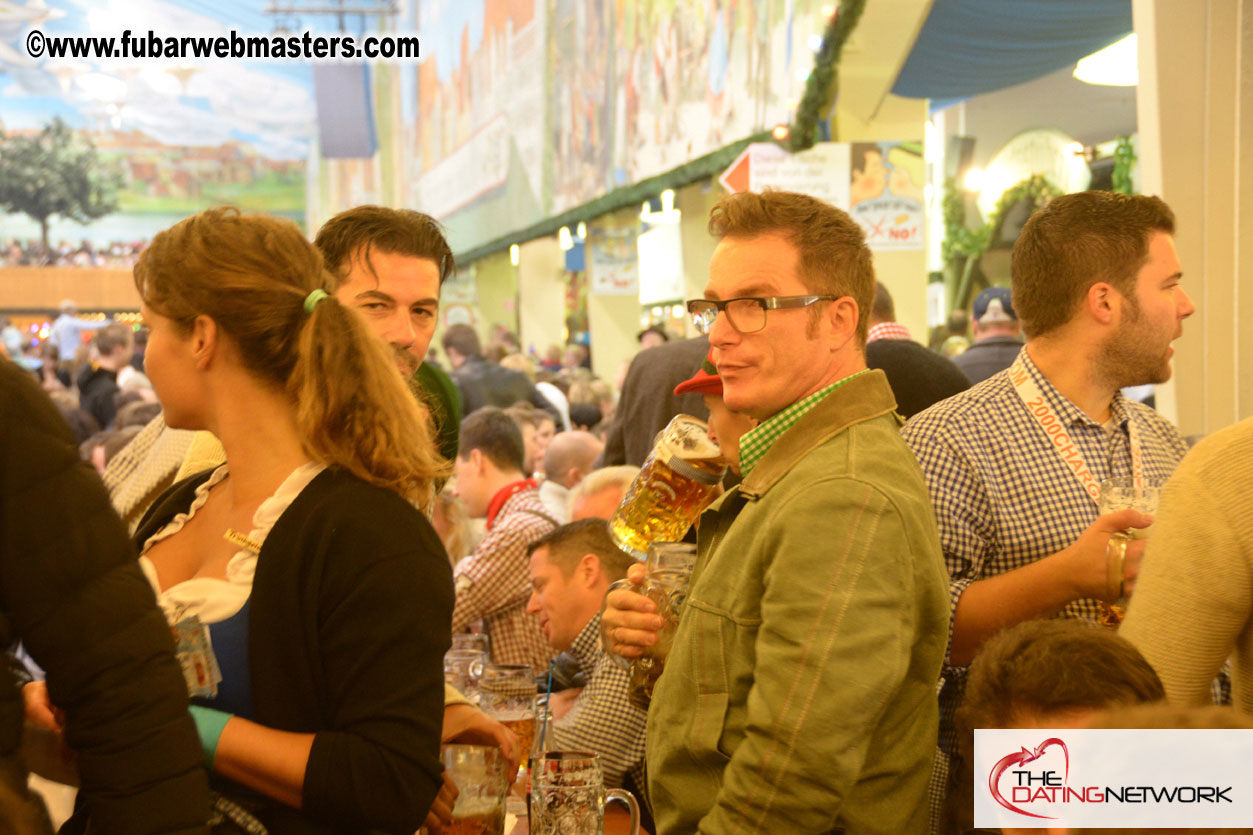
xmin=303 ymin=288 xmax=329 ymax=314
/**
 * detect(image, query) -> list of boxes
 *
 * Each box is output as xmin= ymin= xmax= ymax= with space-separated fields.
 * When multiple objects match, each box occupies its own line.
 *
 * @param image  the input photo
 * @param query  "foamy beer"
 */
xmin=609 ymin=415 xmax=726 ymax=559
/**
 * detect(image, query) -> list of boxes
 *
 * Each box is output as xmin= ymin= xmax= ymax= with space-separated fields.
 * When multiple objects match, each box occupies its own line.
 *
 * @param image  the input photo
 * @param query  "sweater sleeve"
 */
xmin=302 ymin=541 xmax=453 ymax=832
xmin=1121 ymin=434 xmax=1253 ymax=709
xmin=0 ymin=363 xmax=210 ymax=835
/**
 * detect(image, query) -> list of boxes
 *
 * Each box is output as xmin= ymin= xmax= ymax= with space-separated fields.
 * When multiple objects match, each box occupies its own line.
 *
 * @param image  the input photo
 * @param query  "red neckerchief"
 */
xmin=486 ymin=478 xmax=538 ymax=530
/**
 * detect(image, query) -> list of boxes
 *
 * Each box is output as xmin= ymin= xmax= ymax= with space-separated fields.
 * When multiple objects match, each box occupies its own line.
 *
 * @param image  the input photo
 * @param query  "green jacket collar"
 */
xmin=738 ymin=369 xmax=899 ymax=501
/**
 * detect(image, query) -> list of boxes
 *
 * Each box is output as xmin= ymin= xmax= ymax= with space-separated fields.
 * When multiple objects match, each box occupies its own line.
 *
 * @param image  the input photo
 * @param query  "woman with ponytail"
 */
xmin=96 ymin=208 xmax=452 ymax=833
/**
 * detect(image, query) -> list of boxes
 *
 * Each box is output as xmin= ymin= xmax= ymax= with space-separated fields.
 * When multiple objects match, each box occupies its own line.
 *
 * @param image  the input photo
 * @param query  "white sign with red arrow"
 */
xmin=718 ymin=142 xmax=851 ymax=209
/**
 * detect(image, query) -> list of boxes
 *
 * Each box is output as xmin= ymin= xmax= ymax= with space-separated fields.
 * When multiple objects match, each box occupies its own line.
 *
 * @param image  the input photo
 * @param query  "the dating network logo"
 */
xmin=976 ymin=728 xmax=1245 ymax=829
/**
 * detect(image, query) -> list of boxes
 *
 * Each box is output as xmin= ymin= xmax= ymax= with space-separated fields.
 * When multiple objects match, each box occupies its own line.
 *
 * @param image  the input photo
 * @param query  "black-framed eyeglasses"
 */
xmin=686 ymin=295 xmax=839 ymax=335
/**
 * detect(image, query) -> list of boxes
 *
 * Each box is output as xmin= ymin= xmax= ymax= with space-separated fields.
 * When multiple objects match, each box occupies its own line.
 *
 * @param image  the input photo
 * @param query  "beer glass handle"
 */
xmin=606 ymin=788 xmax=641 ymax=835
xmin=601 ymin=578 xmax=636 ymax=671
xmin=468 ymin=659 xmax=484 ymax=680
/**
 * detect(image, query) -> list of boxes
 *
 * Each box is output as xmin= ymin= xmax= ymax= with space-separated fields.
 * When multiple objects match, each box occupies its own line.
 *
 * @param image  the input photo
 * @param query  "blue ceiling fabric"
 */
xmin=892 ymin=0 xmax=1133 ymax=100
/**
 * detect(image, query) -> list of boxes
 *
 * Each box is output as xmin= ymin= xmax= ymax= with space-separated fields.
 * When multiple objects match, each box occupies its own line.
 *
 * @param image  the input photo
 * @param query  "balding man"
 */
xmin=539 ymin=431 xmax=603 ymax=523
xmin=568 ymin=465 xmax=639 ymax=521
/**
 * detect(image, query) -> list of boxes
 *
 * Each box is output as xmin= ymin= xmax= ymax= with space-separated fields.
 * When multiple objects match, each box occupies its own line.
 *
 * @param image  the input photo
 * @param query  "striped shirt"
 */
xmin=452 ymin=487 xmax=557 ymax=672
xmin=550 ymin=613 xmax=647 ymax=790
xmin=901 ymin=349 xmax=1187 ymax=752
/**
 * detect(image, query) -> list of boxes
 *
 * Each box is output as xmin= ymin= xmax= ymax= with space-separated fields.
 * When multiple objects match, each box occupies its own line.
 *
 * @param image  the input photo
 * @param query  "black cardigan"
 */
xmin=0 ymin=361 xmax=210 ymax=833
xmin=136 ymin=467 xmax=453 ymax=834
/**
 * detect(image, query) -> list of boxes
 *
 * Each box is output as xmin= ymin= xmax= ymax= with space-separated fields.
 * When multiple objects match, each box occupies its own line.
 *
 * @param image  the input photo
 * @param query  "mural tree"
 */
xmin=0 ymin=117 xmax=122 ymax=254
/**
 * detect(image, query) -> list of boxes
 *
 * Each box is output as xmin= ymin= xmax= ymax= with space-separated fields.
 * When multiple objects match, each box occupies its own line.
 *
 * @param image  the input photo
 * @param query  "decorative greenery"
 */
xmin=457 ymin=130 xmax=772 ymax=264
xmin=942 ymin=173 xmax=1064 ymax=312
xmin=784 ymin=0 xmax=867 ymax=152
xmin=0 ymin=117 xmax=122 ymax=252
xmin=1111 ymin=135 xmax=1136 ymax=195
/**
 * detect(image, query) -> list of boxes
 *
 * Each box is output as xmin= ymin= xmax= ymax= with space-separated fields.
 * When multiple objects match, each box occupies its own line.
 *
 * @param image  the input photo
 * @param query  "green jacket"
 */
xmin=413 ymin=361 xmax=462 ymax=464
xmin=645 ymin=371 xmax=949 ymax=835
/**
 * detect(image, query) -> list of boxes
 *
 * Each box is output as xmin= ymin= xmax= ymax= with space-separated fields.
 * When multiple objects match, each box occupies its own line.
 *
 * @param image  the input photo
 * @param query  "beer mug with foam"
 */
xmin=478 ymin=664 xmax=537 ymax=768
xmin=609 ymin=415 xmax=726 ymax=559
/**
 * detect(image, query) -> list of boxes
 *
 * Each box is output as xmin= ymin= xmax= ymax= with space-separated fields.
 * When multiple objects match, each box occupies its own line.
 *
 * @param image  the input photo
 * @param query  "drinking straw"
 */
xmin=539 ymin=662 xmax=554 ymax=752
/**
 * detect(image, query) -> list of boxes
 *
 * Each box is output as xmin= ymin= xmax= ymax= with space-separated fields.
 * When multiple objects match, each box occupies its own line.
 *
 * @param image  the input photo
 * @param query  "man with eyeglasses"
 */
xmin=603 ymin=190 xmax=949 ymax=834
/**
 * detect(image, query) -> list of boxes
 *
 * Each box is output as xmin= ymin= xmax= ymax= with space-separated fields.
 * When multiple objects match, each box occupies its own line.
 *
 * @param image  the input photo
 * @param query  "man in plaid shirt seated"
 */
xmin=902 ymin=191 xmax=1198 ymax=759
xmin=452 ymin=407 xmax=559 ymax=671
xmin=525 ymin=520 xmax=645 ymax=792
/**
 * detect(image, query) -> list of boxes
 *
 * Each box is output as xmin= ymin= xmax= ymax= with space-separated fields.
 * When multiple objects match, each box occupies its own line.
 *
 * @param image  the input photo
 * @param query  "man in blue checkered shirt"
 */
xmin=525 ymin=520 xmax=647 ymax=792
xmin=901 ymin=191 xmax=1197 ymax=760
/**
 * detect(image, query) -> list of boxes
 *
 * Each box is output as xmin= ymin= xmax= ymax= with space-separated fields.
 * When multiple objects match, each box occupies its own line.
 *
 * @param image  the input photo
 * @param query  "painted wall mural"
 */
xmin=322 ymin=0 xmax=833 ymax=254
xmin=0 ymin=0 xmax=312 ymax=257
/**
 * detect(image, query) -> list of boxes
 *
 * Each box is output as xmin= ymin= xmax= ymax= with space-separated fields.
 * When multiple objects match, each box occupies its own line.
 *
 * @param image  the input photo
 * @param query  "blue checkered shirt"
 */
xmin=901 ymin=349 xmax=1188 ymax=754
xmin=550 ymin=613 xmax=647 ymax=791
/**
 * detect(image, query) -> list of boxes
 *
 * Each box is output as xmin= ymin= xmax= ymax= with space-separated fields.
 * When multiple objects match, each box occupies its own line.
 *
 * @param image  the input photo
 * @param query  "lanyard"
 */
xmin=1009 ymin=356 xmax=1144 ymax=506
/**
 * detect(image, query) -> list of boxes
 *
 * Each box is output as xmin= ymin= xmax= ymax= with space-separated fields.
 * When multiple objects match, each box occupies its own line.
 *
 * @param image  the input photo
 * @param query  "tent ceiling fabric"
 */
xmin=891 ymin=0 xmax=1134 ymax=100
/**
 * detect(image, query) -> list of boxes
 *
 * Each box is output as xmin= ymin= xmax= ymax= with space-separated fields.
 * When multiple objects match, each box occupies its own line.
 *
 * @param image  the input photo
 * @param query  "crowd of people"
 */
xmin=0 ymin=188 xmax=1247 ymax=835
xmin=1 ymin=239 xmax=148 ymax=269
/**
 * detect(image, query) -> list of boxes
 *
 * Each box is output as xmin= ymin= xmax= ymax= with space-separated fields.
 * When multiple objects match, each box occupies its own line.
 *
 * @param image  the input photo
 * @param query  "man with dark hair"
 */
xmin=78 ymin=322 xmax=134 ymax=430
xmin=902 ymin=191 xmax=1196 ymax=762
xmin=952 ymin=286 xmax=1024 ymax=384
xmin=525 ymin=520 xmax=645 ymax=791
xmin=605 ymin=190 xmax=950 ymax=833
xmin=315 ymin=205 xmax=461 ymax=463
xmin=947 ymin=619 xmax=1165 ymax=835
xmin=452 ymin=408 xmax=558 ymax=670
xmin=863 ymin=281 xmax=970 ymax=418
xmin=442 ymin=324 xmax=560 ymax=423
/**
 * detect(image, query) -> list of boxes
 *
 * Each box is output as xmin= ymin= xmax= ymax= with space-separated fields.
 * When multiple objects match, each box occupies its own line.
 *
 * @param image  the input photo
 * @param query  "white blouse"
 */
xmin=138 ymin=462 xmax=325 ymax=626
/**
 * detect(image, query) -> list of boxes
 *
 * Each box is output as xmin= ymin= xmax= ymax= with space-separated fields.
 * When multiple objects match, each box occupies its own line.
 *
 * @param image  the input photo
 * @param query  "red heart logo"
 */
xmin=988 ymin=737 xmax=1070 ymax=820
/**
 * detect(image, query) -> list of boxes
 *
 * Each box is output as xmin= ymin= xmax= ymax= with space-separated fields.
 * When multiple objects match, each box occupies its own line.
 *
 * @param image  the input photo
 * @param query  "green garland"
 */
xmin=1111 ymin=135 xmax=1136 ymax=195
xmin=784 ymin=0 xmax=867 ymax=152
xmin=943 ymin=173 xmax=1063 ymax=311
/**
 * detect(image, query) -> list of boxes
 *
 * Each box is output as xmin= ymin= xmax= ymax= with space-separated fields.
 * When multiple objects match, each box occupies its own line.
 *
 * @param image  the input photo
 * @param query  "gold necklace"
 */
xmin=223 ymin=528 xmax=263 ymax=555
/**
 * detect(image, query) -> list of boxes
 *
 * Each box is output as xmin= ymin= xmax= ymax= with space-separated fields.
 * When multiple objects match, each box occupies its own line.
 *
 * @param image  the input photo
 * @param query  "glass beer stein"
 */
xmin=609 ymin=415 xmax=726 ymax=559
xmin=1098 ymin=476 xmax=1163 ymax=628
xmin=444 ymin=648 xmax=489 ymax=704
xmin=441 ymin=744 xmax=510 ymax=835
xmin=529 ymin=751 xmax=640 ymax=835
xmin=602 ymin=542 xmax=697 ymax=710
xmin=478 ymin=664 xmax=537 ymax=773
